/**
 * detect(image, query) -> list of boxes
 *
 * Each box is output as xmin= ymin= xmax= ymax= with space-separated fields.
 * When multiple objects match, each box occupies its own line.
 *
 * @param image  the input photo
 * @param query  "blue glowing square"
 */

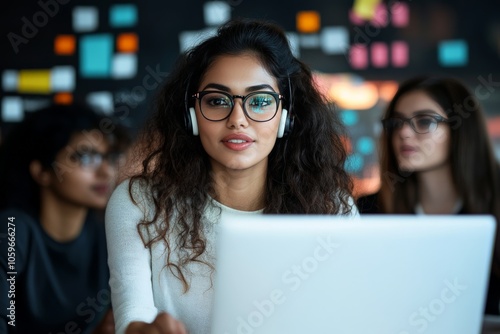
xmin=340 ymin=109 xmax=359 ymax=126
xmin=80 ymin=34 xmax=113 ymax=78
xmin=438 ymin=40 xmax=468 ymax=67
xmin=109 ymin=4 xmax=138 ymax=28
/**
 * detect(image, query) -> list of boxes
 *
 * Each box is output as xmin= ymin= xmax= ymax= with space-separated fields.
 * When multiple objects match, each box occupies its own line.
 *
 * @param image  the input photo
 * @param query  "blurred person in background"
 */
xmin=0 ymin=103 xmax=127 ymax=333
xmin=357 ymin=76 xmax=500 ymax=315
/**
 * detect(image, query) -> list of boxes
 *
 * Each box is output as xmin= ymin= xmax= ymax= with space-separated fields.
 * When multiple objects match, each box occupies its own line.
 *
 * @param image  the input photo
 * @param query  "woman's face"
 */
xmin=391 ymin=90 xmax=451 ymax=173
xmin=195 ymin=53 xmax=283 ymax=175
xmin=44 ymin=131 xmax=117 ymax=209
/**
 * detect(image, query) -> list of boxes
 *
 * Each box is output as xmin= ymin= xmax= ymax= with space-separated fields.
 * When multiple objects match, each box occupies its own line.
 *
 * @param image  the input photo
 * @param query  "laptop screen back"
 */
xmin=211 ymin=215 xmax=496 ymax=334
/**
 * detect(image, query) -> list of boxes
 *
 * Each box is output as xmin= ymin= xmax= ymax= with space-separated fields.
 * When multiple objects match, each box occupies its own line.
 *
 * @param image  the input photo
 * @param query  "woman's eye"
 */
xmin=387 ymin=119 xmax=403 ymax=128
xmin=249 ymin=98 xmax=271 ymax=107
xmin=247 ymin=95 xmax=275 ymax=114
xmin=208 ymin=98 xmax=230 ymax=107
xmin=79 ymin=154 xmax=92 ymax=165
xmin=416 ymin=117 xmax=434 ymax=126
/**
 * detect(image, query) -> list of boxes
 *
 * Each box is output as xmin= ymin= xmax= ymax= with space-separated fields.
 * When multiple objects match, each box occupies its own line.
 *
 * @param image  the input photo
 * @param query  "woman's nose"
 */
xmin=396 ymin=120 xmax=414 ymax=137
xmin=226 ymin=101 xmax=249 ymax=129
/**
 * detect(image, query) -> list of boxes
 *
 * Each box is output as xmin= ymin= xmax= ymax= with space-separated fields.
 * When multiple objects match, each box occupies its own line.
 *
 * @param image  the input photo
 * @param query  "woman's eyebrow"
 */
xmin=200 ymin=83 xmax=276 ymax=93
xmin=202 ymin=83 xmax=230 ymax=92
xmin=68 ymin=143 xmax=108 ymax=154
xmin=245 ymin=84 xmax=276 ymax=93
xmin=393 ymin=109 xmax=443 ymax=117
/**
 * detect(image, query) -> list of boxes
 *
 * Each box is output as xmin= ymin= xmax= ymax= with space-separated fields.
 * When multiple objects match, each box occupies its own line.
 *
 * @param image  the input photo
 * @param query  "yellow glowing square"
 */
xmin=18 ymin=70 xmax=51 ymax=94
xmin=296 ymin=11 xmax=321 ymax=33
xmin=353 ymin=0 xmax=381 ymax=20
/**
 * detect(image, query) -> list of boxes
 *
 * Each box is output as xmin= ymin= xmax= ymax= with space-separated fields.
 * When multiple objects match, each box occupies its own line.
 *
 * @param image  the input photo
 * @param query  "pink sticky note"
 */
xmin=371 ymin=42 xmax=388 ymax=68
xmin=391 ymin=41 xmax=409 ymax=67
xmin=371 ymin=4 xmax=388 ymax=27
xmin=391 ymin=1 xmax=409 ymax=27
xmin=349 ymin=44 xmax=369 ymax=69
xmin=349 ymin=9 xmax=365 ymax=25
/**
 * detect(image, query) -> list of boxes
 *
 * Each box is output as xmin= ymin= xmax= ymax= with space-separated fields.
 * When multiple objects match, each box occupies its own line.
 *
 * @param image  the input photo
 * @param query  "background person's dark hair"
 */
xmin=0 ymin=103 xmax=117 ymax=217
xmin=131 ymin=18 xmax=354 ymax=291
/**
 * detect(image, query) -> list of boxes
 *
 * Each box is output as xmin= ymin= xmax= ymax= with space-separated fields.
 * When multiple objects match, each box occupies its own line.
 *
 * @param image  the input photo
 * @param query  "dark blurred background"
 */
xmin=1 ymin=0 xmax=499 ymax=196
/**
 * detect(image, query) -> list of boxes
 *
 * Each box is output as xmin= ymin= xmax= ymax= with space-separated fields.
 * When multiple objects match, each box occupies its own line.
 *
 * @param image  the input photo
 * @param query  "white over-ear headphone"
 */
xmin=277 ymin=108 xmax=288 ymax=138
xmin=188 ymin=107 xmax=199 ymax=136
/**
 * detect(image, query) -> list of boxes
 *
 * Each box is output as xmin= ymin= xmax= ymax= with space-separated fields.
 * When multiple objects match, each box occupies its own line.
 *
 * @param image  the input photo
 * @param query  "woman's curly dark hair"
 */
xmin=130 ymin=18 xmax=354 ymax=291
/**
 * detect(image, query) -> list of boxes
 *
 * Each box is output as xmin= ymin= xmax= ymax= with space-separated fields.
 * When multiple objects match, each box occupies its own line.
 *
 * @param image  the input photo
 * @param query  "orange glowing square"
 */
xmin=117 ymin=33 xmax=138 ymax=53
xmin=296 ymin=11 xmax=321 ymax=33
xmin=54 ymin=92 xmax=73 ymax=105
xmin=54 ymin=35 xmax=76 ymax=55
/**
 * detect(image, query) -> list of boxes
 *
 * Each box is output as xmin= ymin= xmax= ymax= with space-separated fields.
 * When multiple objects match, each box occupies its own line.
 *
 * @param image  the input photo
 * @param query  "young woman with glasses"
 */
xmin=357 ymin=76 xmax=500 ymax=316
xmin=105 ymin=18 xmax=358 ymax=334
xmin=0 ymin=104 xmax=125 ymax=333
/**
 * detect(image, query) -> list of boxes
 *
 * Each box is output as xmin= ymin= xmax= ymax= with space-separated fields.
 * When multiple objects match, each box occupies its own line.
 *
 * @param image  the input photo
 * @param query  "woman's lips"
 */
xmin=399 ymin=145 xmax=418 ymax=156
xmin=222 ymin=134 xmax=255 ymax=151
xmin=92 ymin=184 xmax=110 ymax=196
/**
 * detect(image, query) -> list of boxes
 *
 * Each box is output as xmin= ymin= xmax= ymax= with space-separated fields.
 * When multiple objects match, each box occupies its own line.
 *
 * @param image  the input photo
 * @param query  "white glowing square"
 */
xmin=73 ymin=6 xmax=99 ymax=32
xmin=86 ymin=91 xmax=114 ymax=115
xmin=300 ymin=34 xmax=320 ymax=49
xmin=112 ymin=54 xmax=137 ymax=79
xmin=2 ymin=96 xmax=23 ymax=122
xmin=286 ymin=32 xmax=300 ymax=58
xmin=51 ymin=66 xmax=75 ymax=92
xmin=179 ymin=28 xmax=217 ymax=52
xmin=204 ymin=1 xmax=231 ymax=26
xmin=2 ymin=70 xmax=18 ymax=92
xmin=321 ymin=26 xmax=349 ymax=55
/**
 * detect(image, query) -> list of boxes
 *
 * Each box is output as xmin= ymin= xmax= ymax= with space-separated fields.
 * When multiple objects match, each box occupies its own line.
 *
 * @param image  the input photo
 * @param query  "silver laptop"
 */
xmin=211 ymin=215 xmax=496 ymax=334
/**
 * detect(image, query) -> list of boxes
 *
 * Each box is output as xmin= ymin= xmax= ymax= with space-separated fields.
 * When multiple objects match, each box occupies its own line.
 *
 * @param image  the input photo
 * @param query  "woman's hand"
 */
xmin=125 ymin=313 xmax=188 ymax=334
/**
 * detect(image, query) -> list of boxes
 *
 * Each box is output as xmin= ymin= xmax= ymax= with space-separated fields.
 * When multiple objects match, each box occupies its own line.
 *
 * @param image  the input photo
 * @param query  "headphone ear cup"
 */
xmin=277 ymin=109 xmax=288 ymax=138
xmin=188 ymin=107 xmax=199 ymax=136
xmin=285 ymin=112 xmax=294 ymax=136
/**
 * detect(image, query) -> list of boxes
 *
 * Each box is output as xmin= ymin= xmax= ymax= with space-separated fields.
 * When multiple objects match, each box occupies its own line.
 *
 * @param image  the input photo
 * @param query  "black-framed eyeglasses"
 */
xmin=192 ymin=91 xmax=284 ymax=122
xmin=381 ymin=115 xmax=450 ymax=134
xmin=70 ymin=151 xmax=124 ymax=169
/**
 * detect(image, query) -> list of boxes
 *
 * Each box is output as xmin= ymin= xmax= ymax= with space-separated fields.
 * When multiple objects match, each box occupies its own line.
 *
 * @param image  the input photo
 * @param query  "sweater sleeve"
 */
xmin=348 ymin=196 xmax=360 ymax=218
xmin=105 ymin=180 xmax=158 ymax=334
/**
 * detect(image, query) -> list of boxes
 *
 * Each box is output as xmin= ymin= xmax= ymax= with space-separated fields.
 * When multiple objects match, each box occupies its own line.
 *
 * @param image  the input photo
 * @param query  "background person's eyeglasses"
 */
xmin=381 ymin=115 xmax=450 ymax=134
xmin=192 ymin=91 xmax=283 ymax=122
xmin=70 ymin=151 xmax=124 ymax=169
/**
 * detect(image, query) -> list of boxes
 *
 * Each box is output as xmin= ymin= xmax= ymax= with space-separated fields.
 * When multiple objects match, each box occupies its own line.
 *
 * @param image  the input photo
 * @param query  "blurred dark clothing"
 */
xmin=356 ymin=193 xmax=383 ymax=214
xmin=0 ymin=209 xmax=110 ymax=333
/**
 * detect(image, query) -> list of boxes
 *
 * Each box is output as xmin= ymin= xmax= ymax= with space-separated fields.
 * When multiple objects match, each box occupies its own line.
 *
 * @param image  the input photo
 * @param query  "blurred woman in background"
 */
xmin=357 ymin=76 xmax=500 ymax=315
xmin=0 ymin=103 xmax=126 ymax=333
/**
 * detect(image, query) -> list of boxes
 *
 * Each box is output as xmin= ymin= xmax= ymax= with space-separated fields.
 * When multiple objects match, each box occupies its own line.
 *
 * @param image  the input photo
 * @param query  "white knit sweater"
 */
xmin=105 ymin=179 xmax=358 ymax=334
